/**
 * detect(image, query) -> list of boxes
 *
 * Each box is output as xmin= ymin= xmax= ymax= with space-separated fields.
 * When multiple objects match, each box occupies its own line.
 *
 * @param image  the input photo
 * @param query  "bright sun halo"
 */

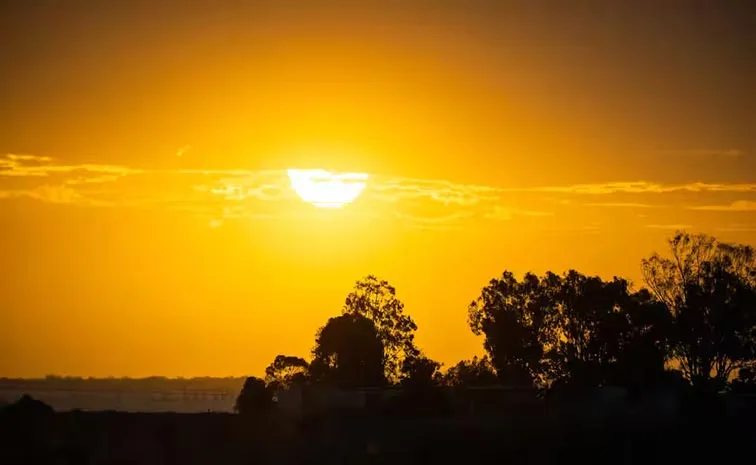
xmin=287 ymin=169 xmax=368 ymax=208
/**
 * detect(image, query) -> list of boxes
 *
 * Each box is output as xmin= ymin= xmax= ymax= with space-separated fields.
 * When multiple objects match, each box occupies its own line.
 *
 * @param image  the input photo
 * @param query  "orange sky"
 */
xmin=1 ymin=2 xmax=755 ymax=377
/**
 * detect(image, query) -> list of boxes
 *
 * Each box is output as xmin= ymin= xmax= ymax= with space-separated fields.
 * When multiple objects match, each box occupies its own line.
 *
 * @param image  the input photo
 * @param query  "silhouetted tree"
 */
xmin=544 ymin=271 xmax=667 ymax=387
xmin=264 ymin=355 xmax=309 ymax=390
xmin=608 ymin=288 xmax=672 ymax=388
xmin=441 ymin=356 xmax=498 ymax=387
xmin=234 ymin=377 xmax=274 ymax=416
xmin=468 ymin=272 xmax=552 ymax=387
xmin=393 ymin=353 xmax=449 ymax=416
xmin=642 ymin=232 xmax=756 ymax=388
xmin=310 ymin=313 xmax=386 ymax=388
xmin=342 ymin=275 xmax=418 ymax=382
xmin=400 ymin=352 xmax=443 ymax=387
xmin=469 ymin=270 xmax=671 ymax=388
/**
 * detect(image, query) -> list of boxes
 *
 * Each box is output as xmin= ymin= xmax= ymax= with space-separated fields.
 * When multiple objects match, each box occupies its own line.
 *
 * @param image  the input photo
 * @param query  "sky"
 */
xmin=1 ymin=1 xmax=755 ymax=378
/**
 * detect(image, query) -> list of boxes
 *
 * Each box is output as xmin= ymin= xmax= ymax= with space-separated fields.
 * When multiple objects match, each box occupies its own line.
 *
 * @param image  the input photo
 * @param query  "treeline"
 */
xmin=237 ymin=232 xmax=756 ymax=413
xmin=0 ymin=377 xmax=247 ymax=393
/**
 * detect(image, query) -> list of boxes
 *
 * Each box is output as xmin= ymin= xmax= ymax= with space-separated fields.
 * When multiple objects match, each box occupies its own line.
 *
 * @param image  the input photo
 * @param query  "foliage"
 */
xmin=441 ymin=356 xmax=498 ymax=387
xmin=642 ymin=231 xmax=756 ymax=386
xmin=400 ymin=352 xmax=443 ymax=387
xmin=468 ymin=272 xmax=550 ymax=387
xmin=239 ymin=232 xmax=756 ymax=398
xmin=234 ymin=377 xmax=274 ymax=416
xmin=310 ymin=313 xmax=386 ymax=388
xmin=607 ymin=289 xmax=671 ymax=388
xmin=469 ymin=270 xmax=671 ymax=388
xmin=544 ymin=272 xmax=669 ymax=387
xmin=342 ymin=275 xmax=418 ymax=382
xmin=264 ymin=355 xmax=309 ymax=390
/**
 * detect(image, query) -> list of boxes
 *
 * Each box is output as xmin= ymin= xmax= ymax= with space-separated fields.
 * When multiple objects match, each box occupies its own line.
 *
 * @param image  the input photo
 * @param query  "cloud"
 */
xmin=27 ymin=185 xmax=83 ymax=204
xmin=0 ymin=185 xmax=109 ymax=206
xmin=689 ymin=201 xmax=756 ymax=212
xmin=509 ymin=181 xmax=756 ymax=195
xmin=2 ymin=152 xmax=755 ymax=231
xmin=392 ymin=211 xmax=474 ymax=230
xmin=1 ymin=153 xmax=141 ymax=179
xmin=483 ymin=205 xmax=553 ymax=221
xmin=582 ymin=202 xmax=658 ymax=208
xmin=65 ymin=175 xmax=124 ymax=185
xmin=363 ymin=176 xmax=553 ymax=227
xmin=367 ymin=176 xmax=501 ymax=206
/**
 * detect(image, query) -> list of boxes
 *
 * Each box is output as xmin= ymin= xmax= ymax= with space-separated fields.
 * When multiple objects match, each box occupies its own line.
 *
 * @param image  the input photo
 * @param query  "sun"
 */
xmin=287 ymin=169 xmax=368 ymax=208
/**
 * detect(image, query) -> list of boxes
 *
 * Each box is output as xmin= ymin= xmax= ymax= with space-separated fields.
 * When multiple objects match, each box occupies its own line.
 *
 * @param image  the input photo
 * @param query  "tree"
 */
xmin=342 ymin=275 xmax=418 ymax=382
xmin=234 ymin=377 xmax=274 ymax=416
xmin=468 ymin=272 xmax=552 ymax=387
xmin=545 ymin=271 xmax=652 ymax=387
xmin=264 ymin=355 xmax=309 ymax=391
xmin=311 ymin=314 xmax=386 ymax=388
xmin=469 ymin=270 xmax=670 ymax=388
xmin=392 ymin=353 xmax=448 ymax=416
xmin=608 ymin=289 xmax=671 ymax=388
xmin=441 ymin=356 xmax=498 ymax=387
xmin=400 ymin=352 xmax=443 ymax=387
xmin=642 ymin=232 xmax=756 ymax=388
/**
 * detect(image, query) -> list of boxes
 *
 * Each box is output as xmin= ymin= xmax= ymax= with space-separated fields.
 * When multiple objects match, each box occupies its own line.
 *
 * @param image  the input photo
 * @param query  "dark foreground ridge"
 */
xmin=2 ymin=389 xmax=756 ymax=465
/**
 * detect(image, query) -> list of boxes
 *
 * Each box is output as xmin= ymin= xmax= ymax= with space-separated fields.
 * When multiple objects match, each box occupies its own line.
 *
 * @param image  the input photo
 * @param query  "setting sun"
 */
xmin=287 ymin=169 xmax=368 ymax=208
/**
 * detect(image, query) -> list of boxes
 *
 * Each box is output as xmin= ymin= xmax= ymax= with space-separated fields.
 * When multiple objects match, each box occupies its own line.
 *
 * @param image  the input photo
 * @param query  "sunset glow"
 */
xmin=1 ymin=2 xmax=754 ymax=380
xmin=287 ymin=169 xmax=368 ymax=208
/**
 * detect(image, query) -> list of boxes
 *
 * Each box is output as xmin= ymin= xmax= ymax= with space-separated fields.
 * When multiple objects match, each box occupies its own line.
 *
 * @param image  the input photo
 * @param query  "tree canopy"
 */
xmin=642 ymin=232 xmax=756 ymax=387
xmin=236 ymin=232 xmax=756 ymax=410
xmin=341 ymin=275 xmax=418 ymax=382
xmin=310 ymin=313 xmax=386 ymax=388
xmin=467 ymin=270 xmax=671 ymax=388
xmin=441 ymin=356 xmax=498 ymax=387
xmin=234 ymin=376 xmax=274 ymax=416
xmin=264 ymin=355 xmax=309 ymax=391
